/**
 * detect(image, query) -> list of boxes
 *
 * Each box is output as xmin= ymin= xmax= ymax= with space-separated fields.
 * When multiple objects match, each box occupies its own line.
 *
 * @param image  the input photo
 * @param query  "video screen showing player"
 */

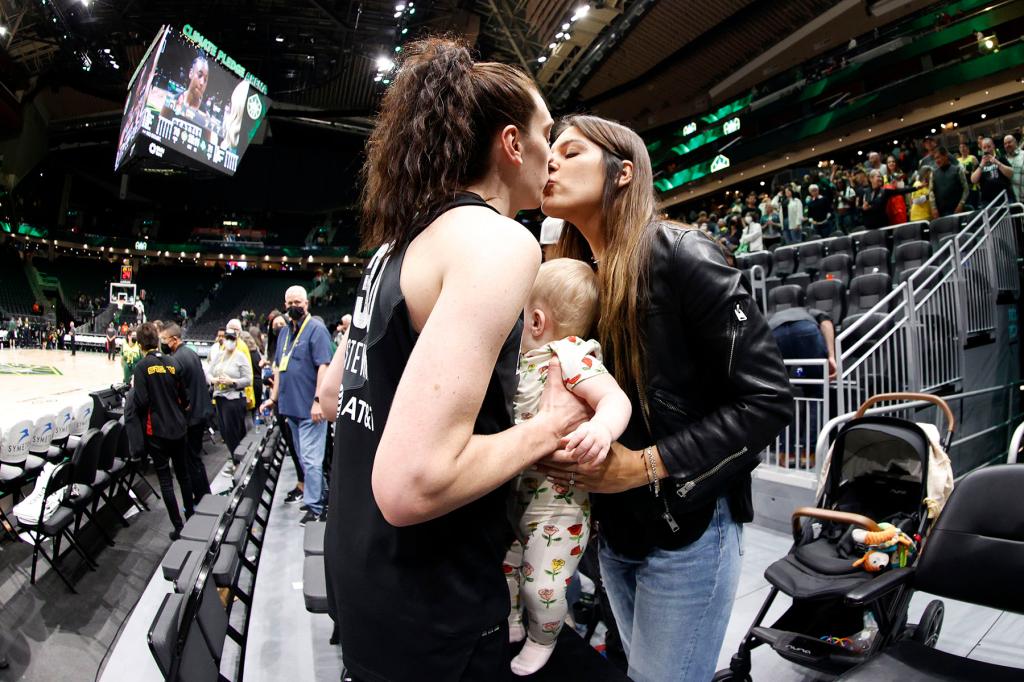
xmin=118 ymin=26 xmax=267 ymax=175
xmin=114 ymin=27 xmax=167 ymax=172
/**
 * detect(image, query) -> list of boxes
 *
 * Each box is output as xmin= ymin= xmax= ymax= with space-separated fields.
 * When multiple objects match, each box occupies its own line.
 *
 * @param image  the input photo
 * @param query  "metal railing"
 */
xmin=761 ymin=360 xmax=830 ymax=474
xmin=749 ymin=263 xmax=768 ymax=312
xmin=905 ymin=240 xmax=962 ymax=392
xmin=954 ymin=206 xmax=999 ymax=336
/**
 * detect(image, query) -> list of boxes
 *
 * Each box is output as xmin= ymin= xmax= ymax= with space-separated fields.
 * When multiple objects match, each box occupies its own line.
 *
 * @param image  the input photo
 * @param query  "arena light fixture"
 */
xmin=0 ymin=26 xmax=8 ymax=37
xmin=376 ymin=56 xmax=395 ymax=72
xmin=572 ymin=5 xmax=590 ymax=20
xmin=981 ymin=113 xmax=987 ymax=119
xmin=275 ymin=35 xmax=284 ymax=43
xmin=537 ymin=56 xmax=547 ymax=63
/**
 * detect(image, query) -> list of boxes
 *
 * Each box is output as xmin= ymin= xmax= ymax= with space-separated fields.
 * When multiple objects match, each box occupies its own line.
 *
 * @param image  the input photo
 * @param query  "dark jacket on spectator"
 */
xmin=129 ymin=352 xmax=190 ymax=441
xmin=932 ymin=163 xmax=969 ymax=216
xmin=863 ymin=186 xmax=913 ymax=229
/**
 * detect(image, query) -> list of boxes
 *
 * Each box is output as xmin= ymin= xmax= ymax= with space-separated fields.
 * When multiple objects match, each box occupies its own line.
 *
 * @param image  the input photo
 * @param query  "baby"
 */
xmin=504 ymin=258 xmax=632 ymax=675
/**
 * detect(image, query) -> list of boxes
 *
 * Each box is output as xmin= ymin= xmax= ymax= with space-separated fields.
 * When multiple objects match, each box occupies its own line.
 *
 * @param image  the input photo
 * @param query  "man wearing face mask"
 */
xmin=261 ymin=286 xmax=333 ymax=525
xmin=160 ymin=323 xmax=213 ymax=502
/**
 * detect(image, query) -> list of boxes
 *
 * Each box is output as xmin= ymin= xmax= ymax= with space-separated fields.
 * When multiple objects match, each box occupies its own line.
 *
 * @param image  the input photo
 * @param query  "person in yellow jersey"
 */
xmin=121 ymin=328 xmax=142 ymax=384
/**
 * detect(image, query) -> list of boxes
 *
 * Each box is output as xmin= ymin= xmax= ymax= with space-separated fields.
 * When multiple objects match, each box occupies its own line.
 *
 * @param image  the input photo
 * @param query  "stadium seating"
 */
xmin=818 ymin=253 xmax=854 ymax=284
xmin=133 ymin=264 xmax=223 ymax=323
xmin=894 ymin=240 xmax=933 ymax=283
xmin=847 ymin=273 xmax=894 ymax=317
xmin=768 ymin=285 xmax=805 ymax=314
xmin=854 ymin=246 xmax=891 ymax=277
xmin=0 ymin=246 xmax=40 ymax=316
xmin=806 ymin=279 xmax=846 ymax=328
xmin=186 ymin=270 xmax=316 ymax=339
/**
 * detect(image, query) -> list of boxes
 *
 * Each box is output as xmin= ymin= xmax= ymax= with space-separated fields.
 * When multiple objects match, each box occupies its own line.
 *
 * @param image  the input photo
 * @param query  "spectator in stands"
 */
xmin=160 ymin=322 xmax=213 ymax=504
xmin=918 ymin=135 xmax=939 ymax=174
xmin=958 ymin=142 xmax=980 ymax=208
xmin=971 ymin=137 xmax=1014 ymax=205
xmin=835 ymin=177 xmax=858 ymax=232
xmin=909 ymin=166 xmax=936 ymax=222
xmin=743 ymin=192 xmax=762 ymax=222
xmin=777 ymin=186 xmax=804 ymax=244
xmin=805 ymin=184 xmax=833 ymax=236
xmin=866 ymin=151 xmax=884 ymax=176
xmin=105 ymin=322 xmax=117 ymax=361
xmin=884 ymin=155 xmax=905 ymax=185
xmin=1004 ymin=133 xmax=1023 ymax=202
xmin=861 ymin=170 xmax=913 ymax=229
xmin=738 ymin=213 xmax=764 ymax=252
xmin=240 ymin=329 xmax=263 ymax=411
xmin=260 ymin=285 xmax=333 ymax=525
xmin=931 ymin=147 xmax=969 ymax=217
xmin=126 ymin=322 xmax=193 ymax=540
xmin=207 ymin=328 xmax=252 ymax=459
xmin=759 ymin=201 xmax=781 ymax=234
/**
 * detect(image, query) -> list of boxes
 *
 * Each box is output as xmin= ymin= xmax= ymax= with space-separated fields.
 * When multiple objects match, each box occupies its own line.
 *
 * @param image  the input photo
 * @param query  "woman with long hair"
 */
xmin=322 ymin=38 xmax=588 ymax=680
xmin=538 ymin=115 xmax=793 ymax=682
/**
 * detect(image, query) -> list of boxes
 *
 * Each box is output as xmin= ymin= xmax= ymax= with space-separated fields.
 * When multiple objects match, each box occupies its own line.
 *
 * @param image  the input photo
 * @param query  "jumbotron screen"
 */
xmin=114 ymin=25 xmax=269 ymax=176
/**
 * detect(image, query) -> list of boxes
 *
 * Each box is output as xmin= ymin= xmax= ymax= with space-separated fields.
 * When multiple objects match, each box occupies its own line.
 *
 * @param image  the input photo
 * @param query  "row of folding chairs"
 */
xmin=6 ymin=405 xmax=155 ymax=592
xmin=148 ymin=423 xmax=283 ymax=682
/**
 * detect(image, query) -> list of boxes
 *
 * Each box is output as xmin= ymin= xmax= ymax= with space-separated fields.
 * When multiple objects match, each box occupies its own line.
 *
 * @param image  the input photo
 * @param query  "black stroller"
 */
xmin=714 ymin=392 xmax=955 ymax=680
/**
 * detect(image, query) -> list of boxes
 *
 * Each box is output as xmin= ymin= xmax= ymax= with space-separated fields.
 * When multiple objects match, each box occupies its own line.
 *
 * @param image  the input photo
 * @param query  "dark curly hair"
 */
xmin=359 ymin=37 xmax=539 ymax=251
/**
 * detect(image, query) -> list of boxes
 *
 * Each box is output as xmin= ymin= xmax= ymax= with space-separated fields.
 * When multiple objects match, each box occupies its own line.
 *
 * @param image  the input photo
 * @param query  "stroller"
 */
xmin=714 ymin=392 xmax=955 ymax=681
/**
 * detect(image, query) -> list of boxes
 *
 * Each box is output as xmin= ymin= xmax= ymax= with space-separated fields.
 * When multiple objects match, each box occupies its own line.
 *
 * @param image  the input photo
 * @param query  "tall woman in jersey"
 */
xmin=322 ymin=39 xmax=589 ymax=681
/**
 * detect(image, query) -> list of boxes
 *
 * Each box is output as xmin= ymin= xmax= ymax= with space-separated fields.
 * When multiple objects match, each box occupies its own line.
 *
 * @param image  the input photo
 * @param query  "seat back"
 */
xmin=772 ymin=246 xmax=798 ymax=277
xmin=768 ymin=284 xmax=805 ymax=314
xmin=98 ymin=420 xmax=123 ymax=471
xmin=745 ymin=250 xmax=772 ymax=274
xmin=915 ymin=465 xmax=1024 ymax=614
xmin=847 ymin=273 xmax=893 ymax=317
xmin=1 ymin=419 xmax=33 ymax=466
xmin=841 ymin=312 xmax=893 ymax=357
xmin=851 ymin=229 xmax=887 ymax=251
xmin=53 ymin=405 xmax=75 ymax=440
xmin=894 ymin=240 xmax=932 ymax=282
xmin=928 ymin=214 xmax=961 ymax=248
xmin=892 ymin=221 xmax=924 ymax=247
xmin=797 ymin=241 xmax=824 ymax=272
xmin=29 ymin=414 xmax=58 ymax=455
xmin=826 ymin=235 xmax=853 ymax=257
xmin=854 ymin=246 xmax=891 ymax=276
xmin=819 ymin=253 xmax=853 ymax=284
xmin=900 ymin=265 xmax=940 ymax=289
xmin=69 ymin=400 xmax=94 ymax=438
xmin=806 ymin=279 xmax=846 ymax=324
xmin=70 ymin=428 xmax=103 ymax=486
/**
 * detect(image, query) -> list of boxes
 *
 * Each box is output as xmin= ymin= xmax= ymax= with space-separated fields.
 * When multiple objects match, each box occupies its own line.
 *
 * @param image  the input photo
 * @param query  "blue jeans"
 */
xmin=599 ymin=496 xmax=742 ymax=682
xmin=286 ymin=417 xmax=328 ymax=515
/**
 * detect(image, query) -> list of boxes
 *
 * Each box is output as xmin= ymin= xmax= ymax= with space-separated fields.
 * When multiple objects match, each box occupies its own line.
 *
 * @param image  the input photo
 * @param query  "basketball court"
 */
xmin=0 ymin=347 xmax=124 ymax=419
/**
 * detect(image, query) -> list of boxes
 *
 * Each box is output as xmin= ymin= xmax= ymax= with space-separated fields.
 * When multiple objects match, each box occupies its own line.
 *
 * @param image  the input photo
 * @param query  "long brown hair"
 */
xmin=360 ymin=37 xmax=539 ymax=251
xmin=550 ymin=115 xmax=657 ymax=397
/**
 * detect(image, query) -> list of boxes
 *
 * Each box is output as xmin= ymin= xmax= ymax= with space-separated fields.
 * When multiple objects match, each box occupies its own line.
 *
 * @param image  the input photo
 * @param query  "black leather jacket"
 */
xmin=594 ymin=223 xmax=793 ymax=558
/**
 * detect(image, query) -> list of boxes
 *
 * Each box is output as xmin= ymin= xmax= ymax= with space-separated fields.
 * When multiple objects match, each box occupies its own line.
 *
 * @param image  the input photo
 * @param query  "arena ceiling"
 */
xmin=0 ymin=0 xmax=936 ymax=134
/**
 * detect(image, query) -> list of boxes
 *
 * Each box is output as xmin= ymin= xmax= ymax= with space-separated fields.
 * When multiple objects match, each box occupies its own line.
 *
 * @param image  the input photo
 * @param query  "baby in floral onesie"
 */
xmin=504 ymin=258 xmax=632 ymax=676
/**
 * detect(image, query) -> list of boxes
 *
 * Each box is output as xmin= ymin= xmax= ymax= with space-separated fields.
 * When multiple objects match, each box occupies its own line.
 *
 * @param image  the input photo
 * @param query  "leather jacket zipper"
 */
xmin=653 ymin=395 xmax=690 ymax=419
xmin=676 ymin=446 xmax=749 ymax=499
xmin=727 ymin=303 xmax=747 ymax=377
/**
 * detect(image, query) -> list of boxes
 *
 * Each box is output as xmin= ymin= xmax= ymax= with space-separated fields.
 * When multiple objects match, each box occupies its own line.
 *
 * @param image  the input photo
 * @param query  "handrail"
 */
xmin=1009 ymin=421 xmax=1024 ymax=465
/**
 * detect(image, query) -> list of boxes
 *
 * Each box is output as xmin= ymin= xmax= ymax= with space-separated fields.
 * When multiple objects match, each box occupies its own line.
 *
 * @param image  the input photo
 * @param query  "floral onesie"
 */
xmin=504 ymin=336 xmax=607 ymax=645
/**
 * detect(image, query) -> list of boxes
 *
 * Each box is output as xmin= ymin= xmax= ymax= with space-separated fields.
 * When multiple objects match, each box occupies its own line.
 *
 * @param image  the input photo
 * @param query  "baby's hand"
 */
xmin=563 ymin=420 xmax=612 ymax=466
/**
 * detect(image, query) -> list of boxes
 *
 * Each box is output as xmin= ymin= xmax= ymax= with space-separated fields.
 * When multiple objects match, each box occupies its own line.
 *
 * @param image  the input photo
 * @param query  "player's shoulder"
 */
xmin=437 ymin=206 xmax=540 ymax=257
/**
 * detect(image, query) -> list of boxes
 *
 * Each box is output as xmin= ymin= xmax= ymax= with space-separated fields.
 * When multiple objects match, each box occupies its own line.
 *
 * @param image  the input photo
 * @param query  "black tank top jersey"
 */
xmin=324 ymin=193 xmax=522 ymax=681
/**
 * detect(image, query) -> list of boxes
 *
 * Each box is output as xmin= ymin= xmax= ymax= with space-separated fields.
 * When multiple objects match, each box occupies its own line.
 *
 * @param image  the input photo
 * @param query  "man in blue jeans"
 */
xmin=262 ymin=285 xmax=333 ymax=525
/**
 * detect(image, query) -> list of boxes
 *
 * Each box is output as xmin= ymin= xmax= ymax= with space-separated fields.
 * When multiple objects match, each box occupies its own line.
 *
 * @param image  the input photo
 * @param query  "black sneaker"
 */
xmin=298 ymin=510 xmax=318 ymax=526
xmin=284 ymin=487 xmax=303 ymax=503
xmin=169 ymin=528 xmax=182 ymax=541
xmin=299 ymin=504 xmax=310 ymax=512
xmin=317 ymin=511 xmax=328 ymax=523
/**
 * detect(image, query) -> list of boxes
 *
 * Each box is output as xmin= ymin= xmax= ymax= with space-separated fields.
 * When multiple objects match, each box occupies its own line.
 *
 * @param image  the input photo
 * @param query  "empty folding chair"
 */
xmin=847 ymin=273 xmax=894 ymax=317
xmin=61 ymin=428 xmax=116 ymax=549
xmin=850 ymin=229 xmax=886 ymax=252
xmin=3 ymin=419 xmax=45 ymax=479
xmin=928 ymin=214 xmax=961 ymax=250
xmin=805 ymin=279 xmax=846 ymax=328
xmin=894 ymin=240 xmax=932 ymax=283
xmin=817 ymin=253 xmax=854 ymax=284
xmin=826 ymin=235 xmax=853 ymax=258
xmin=15 ymin=460 xmax=98 ymax=592
xmin=29 ymin=413 xmax=64 ymax=464
xmin=767 ymin=284 xmax=805 ymax=314
xmin=892 ymin=221 xmax=924 ymax=249
xmin=854 ymin=246 xmax=891 ymax=277
xmin=148 ymin=591 xmax=220 ymax=681
xmin=93 ymin=421 xmax=130 ymax=529
xmin=796 ymin=241 xmax=824 ymax=275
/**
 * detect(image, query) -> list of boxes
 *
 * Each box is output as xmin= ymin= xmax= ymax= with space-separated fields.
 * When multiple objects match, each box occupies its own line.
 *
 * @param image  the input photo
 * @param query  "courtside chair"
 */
xmin=64 ymin=400 xmax=94 ymax=455
xmin=93 ymin=420 xmax=130 ymax=530
xmin=3 ymin=418 xmax=45 ymax=479
xmin=51 ymin=405 xmax=74 ymax=454
xmin=29 ymin=413 xmax=65 ymax=464
xmin=17 ymin=460 xmax=98 ymax=593
xmin=61 ymin=428 xmax=116 ymax=550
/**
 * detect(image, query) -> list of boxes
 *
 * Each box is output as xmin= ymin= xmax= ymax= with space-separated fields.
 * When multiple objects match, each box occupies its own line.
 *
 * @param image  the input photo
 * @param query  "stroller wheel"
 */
xmin=912 ymin=600 xmax=944 ymax=647
xmin=712 ymin=670 xmax=751 ymax=682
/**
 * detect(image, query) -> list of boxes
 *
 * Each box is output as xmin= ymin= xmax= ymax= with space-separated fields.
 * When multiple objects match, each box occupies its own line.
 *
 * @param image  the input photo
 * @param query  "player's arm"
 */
xmin=372 ymin=216 xmax=586 ymax=527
